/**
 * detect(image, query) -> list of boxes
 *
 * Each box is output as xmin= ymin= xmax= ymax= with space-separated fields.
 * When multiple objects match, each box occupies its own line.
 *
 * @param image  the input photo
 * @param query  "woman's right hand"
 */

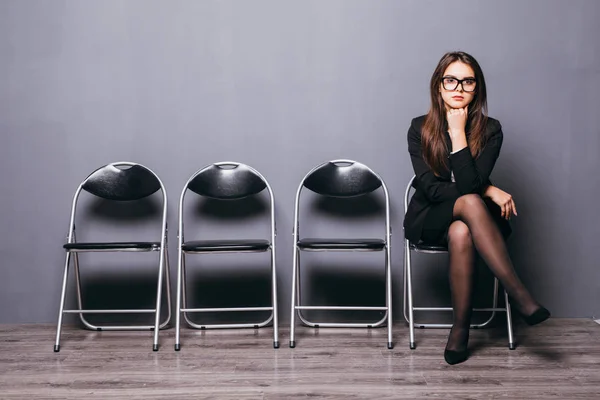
xmin=446 ymin=106 xmax=468 ymax=137
xmin=447 ymin=106 xmax=468 ymax=152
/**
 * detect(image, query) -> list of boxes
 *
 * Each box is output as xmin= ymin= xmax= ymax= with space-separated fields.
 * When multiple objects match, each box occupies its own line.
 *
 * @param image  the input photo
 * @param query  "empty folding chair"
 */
xmin=403 ymin=175 xmax=515 ymax=350
xmin=289 ymin=159 xmax=393 ymax=349
xmin=54 ymin=161 xmax=171 ymax=352
xmin=174 ymin=162 xmax=278 ymax=350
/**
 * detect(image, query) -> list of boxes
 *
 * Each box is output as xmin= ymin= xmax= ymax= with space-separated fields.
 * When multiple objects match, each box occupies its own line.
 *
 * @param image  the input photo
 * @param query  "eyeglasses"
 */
xmin=442 ymin=76 xmax=477 ymax=92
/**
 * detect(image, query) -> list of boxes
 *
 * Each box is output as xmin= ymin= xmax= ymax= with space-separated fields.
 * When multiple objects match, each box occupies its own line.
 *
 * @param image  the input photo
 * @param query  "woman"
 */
xmin=403 ymin=51 xmax=550 ymax=365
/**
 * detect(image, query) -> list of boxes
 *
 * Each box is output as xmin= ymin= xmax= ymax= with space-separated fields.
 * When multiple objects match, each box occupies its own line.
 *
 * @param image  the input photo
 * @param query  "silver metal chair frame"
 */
xmin=403 ymin=175 xmax=515 ymax=350
xmin=289 ymin=159 xmax=393 ymax=349
xmin=174 ymin=162 xmax=279 ymax=350
xmin=54 ymin=161 xmax=172 ymax=352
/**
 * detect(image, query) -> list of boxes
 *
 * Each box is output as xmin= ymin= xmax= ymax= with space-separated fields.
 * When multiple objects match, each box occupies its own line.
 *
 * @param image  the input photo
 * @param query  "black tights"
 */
xmin=445 ymin=194 xmax=539 ymax=352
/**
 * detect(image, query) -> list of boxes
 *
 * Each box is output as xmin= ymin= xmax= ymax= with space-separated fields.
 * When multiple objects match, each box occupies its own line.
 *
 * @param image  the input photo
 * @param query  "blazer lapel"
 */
xmin=440 ymin=132 xmax=452 ymax=180
xmin=444 ymin=131 xmax=452 ymax=153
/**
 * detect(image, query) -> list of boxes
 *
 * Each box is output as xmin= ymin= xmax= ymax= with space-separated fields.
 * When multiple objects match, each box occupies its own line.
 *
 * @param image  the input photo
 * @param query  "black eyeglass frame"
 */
xmin=441 ymin=76 xmax=477 ymax=93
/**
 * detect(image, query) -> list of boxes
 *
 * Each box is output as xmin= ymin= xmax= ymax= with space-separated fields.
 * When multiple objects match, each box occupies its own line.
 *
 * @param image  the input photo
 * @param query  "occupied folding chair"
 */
xmin=289 ymin=159 xmax=393 ymax=349
xmin=54 ymin=161 xmax=171 ymax=352
xmin=174 ymin=162 xmax=279 ymax=350
xmin=403 ymin=175 xmax=515 ymax=350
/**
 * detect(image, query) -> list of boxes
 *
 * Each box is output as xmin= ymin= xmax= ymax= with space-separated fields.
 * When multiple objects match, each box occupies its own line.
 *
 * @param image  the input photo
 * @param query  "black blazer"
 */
xmin=403 ymin=115 xmax=507 ymax=243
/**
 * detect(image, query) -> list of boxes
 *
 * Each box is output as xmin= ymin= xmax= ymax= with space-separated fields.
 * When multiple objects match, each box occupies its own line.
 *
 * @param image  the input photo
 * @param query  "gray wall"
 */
xmin=1 ymin=0 xmax=599 ymax=324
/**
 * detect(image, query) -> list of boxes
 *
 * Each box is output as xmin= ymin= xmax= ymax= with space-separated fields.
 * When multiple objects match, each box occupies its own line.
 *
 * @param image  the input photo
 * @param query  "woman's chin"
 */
xmin=450 ymin=102 xmax=468 ymax=109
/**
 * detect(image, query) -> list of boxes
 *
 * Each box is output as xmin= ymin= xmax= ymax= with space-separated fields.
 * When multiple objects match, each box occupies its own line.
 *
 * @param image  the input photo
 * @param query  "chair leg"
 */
xmin=54 ymin=253 xmax=71 ymax=352
xmin=505 ymin=290 xmax=516 ymax=350
xmin=405 ymin=240 xmax=416 ymax=350
xmin=181 ymin=256 xmax=197 ymax=328
xmin=71 ymin=230 xmax=101 ymax=331
xmin=72 ymin=248 xmax=103 ymax=331
xmin=289 ymin=247 xmax=299 ymax=348
xmin=160 ymin=244 xmax=172 ymax=329
xmin=385 ymin=246 xmax=393 ymax=349
xmin=152 ymin=246 xmax=166 ymax=352
xmin=174 ymin=249 xmax=184 ymax=351
xmin=72 ymin=252 xmax=91 ymax=329
xmin=403 ymin=247 xmax=409 ymax=325
xmin=270 ymin=247 xmax=279 ymax=349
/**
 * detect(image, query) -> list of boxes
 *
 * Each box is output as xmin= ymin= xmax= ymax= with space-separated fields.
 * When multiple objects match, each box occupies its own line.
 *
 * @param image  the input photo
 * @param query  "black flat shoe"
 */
xmin=444 ymin=348 xmax=469 ymax=365
xmin=522 ymin=306 xmax=551 ymax=326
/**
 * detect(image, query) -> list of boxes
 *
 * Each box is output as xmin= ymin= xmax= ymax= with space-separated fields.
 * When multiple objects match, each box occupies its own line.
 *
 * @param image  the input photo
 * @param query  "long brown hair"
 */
xmin=422 ymin=51 xmax=488 ymax=175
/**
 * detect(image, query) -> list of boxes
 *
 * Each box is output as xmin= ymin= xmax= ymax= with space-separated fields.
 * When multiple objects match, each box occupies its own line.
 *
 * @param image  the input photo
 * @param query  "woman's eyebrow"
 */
xmin=444 ymin=75 xmax=476 ymax=80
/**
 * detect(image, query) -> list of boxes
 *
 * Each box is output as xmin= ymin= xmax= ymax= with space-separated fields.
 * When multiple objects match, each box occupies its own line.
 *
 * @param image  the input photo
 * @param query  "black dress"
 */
xmin=420 ymin=196 xmax=511 ymax=245
xmin=403 ymin=115 xmax=512 ymax=245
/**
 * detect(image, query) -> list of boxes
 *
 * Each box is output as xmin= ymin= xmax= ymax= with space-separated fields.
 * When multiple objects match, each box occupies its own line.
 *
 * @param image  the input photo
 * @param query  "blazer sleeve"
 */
xmin=408 ymin=119 xmax=461 ymax=203
xmin=449 ymin=120 xmax=503 ymax=195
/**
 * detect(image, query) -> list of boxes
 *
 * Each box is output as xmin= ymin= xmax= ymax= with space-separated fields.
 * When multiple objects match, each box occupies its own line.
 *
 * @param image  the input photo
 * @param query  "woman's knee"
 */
xmin=454 ymin=194 xmax=487 ymax=219
xmin=448 ymin=221 xmax=473 ymax=249
xmin=456 ymin=193 xmax=485 ymax=208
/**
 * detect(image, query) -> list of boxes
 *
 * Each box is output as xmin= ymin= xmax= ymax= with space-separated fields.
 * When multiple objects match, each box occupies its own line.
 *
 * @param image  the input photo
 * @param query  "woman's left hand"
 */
xmin=484 ymin=186 xmax=518 ymax=220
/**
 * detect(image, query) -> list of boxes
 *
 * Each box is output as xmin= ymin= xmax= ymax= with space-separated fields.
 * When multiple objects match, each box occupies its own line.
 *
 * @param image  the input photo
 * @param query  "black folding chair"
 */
xmin=403 ymin=175 xmax=515 ymax=350
xmin=289 ymin=160 xmax=393 ymax=349
xmin=54 ymin=162 xmax=171 ymax=352
xmin=174 ymin=162 xmax=279 ymax=350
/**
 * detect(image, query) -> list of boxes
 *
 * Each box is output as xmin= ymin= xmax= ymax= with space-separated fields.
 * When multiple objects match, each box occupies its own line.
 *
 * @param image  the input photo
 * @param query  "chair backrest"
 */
xmin=66 ymin=161 xmax=167 ymax=243
xmin=179 ymin=161 xmax=275 ymax=241
xmin=293 ymin=159 xmax=390 ymax=240
xmin=302 ymin=160 xmax=382 ymax=197
xmin=187 ymin=162 xmax=267 ymax=200
xmin=404 ymin=175 xmax=417 ymax=215
xmin=82 ymin=164 xmax=161 ymax=201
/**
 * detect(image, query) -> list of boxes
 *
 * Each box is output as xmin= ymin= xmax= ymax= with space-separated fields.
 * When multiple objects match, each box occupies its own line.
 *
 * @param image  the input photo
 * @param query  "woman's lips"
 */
xmin=452 ymin=96 xmax=464 ymax=100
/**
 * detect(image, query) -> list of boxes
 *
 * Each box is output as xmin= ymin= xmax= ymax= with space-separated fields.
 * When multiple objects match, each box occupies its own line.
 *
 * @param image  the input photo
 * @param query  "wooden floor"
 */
xmin=1 ymin=319 xmax=599 ymax=399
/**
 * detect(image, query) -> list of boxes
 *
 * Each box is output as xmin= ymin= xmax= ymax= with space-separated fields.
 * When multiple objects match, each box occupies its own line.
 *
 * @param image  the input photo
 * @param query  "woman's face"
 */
xmin=439 ymin=61 xmax=476 ymax=110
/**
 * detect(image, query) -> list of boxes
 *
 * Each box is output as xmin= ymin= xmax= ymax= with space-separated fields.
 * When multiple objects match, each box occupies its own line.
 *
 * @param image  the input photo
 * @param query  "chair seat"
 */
xmin=182 ymin=239 xmax=271 ymax=253
xmin=63 ymin=242 xmax=160 ymax=251
xmin=297 ymin=238 xmax=386 ymax=251
xmin=409 ymin=242 xmax=448 ymax=253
